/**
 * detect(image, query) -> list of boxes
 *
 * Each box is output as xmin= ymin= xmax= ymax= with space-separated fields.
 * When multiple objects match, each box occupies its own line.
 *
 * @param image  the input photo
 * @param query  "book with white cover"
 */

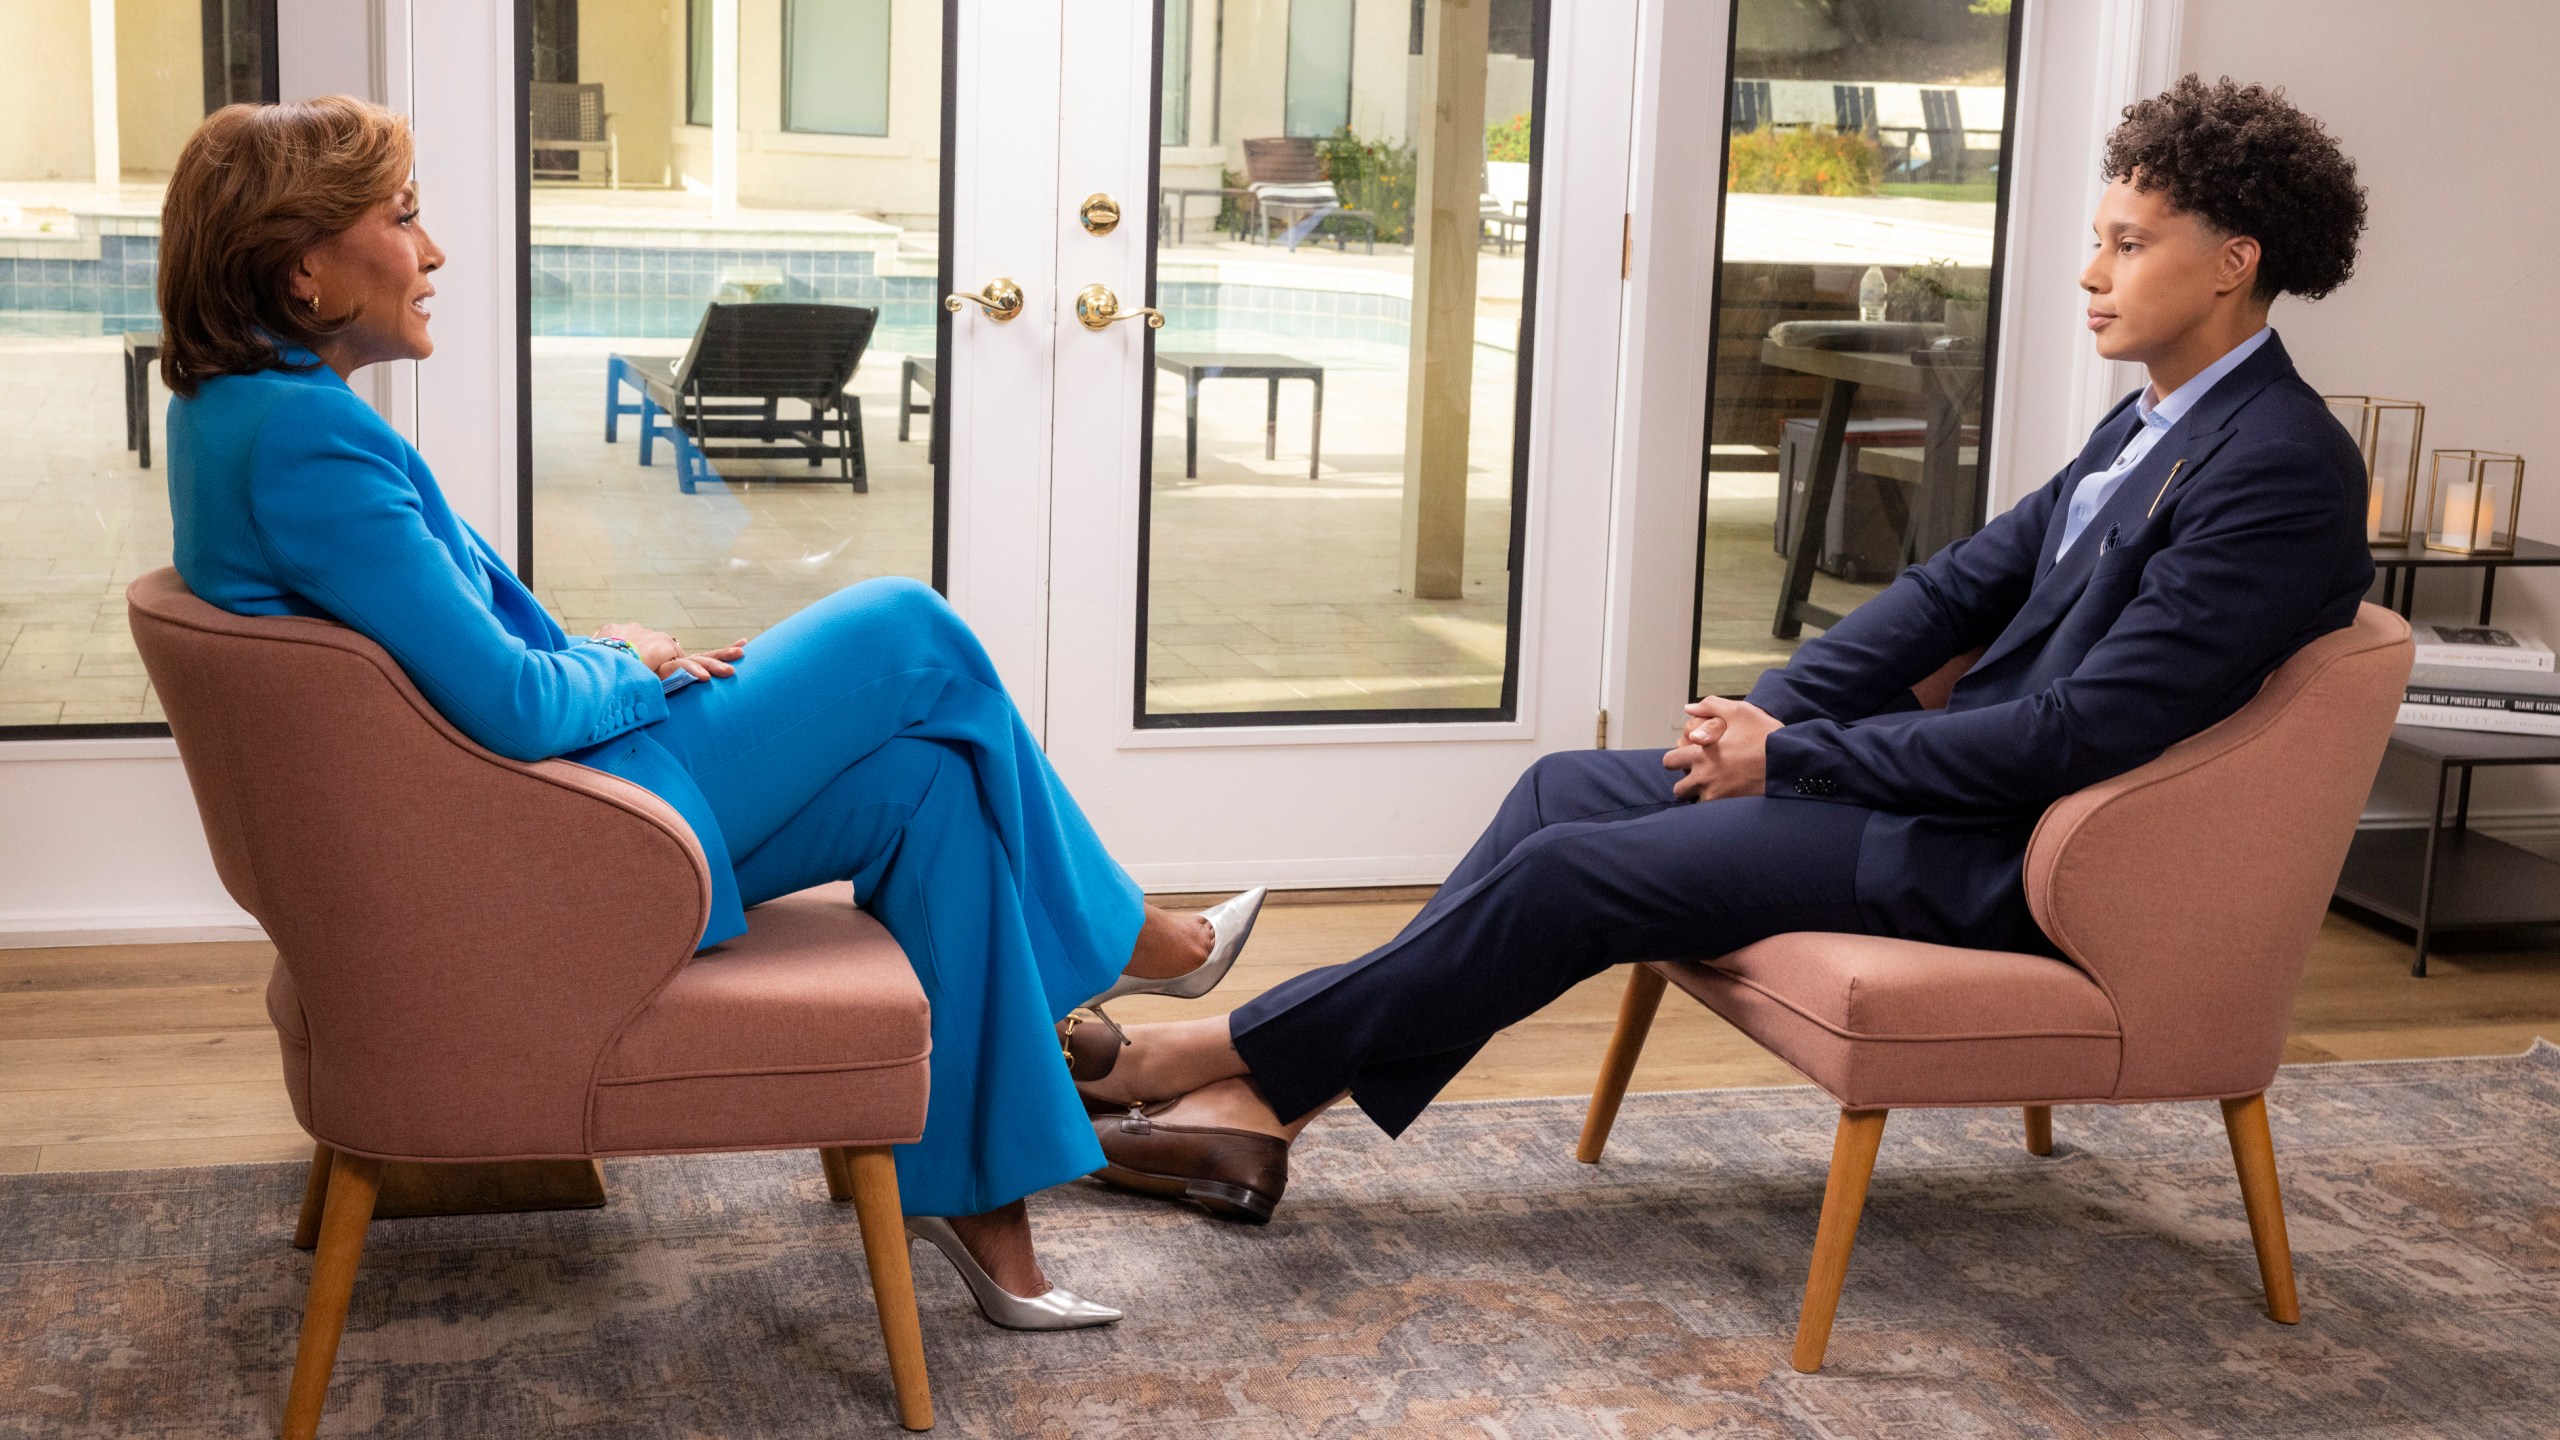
xmin=2397 ymin=702 xmax=2560 ymax=737
xmin=2411 ymin=624 xmax=2554 ymax=673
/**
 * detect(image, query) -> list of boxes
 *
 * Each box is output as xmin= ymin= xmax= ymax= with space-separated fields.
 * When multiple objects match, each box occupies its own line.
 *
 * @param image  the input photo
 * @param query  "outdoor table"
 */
xmin=1156 ymin=351 xmax=1324 ymax=480
xmin=1760 ymin=336 xmax=1983 ymax=638
xmin=1158 ymin=186 xmax=1250 ymax=245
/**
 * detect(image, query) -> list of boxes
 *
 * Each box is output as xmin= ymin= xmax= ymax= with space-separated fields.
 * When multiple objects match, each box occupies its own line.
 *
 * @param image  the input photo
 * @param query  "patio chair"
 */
xmin=1730 ymin=79 xmax=1772 ymax=133
xmin=1919 ymin=88 xmax=1968 ymax=181
xmin=529 ymin=81 xmax=618 ymax=188
xmin=1239 ymin=137 xmax=1378 ymax=254
xmin=1479 ymin=161 xmax=1532 ymax=257
xmin=1832 ymin=84 xmax=1880 ymax=140
xmin=605 ymin=301 xmax=877 ymax=495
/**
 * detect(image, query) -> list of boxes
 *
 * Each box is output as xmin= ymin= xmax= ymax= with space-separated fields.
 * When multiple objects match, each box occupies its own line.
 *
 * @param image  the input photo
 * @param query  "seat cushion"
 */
xmin=1656 ymin=932 xmax=2122 ymax=1110
xmin=591 ymin=888 xmax=931 ymax=1155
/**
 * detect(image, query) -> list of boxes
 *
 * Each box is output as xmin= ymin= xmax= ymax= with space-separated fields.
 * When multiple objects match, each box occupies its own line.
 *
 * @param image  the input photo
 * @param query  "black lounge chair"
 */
xmin=606 ymin=301 xmax=878 ymax=495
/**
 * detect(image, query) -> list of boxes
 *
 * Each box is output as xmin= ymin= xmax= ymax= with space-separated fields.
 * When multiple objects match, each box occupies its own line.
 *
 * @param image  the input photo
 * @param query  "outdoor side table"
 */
xmin=2334 ymin=539 xmax=2560 ymax=975
xmin=1155 ymin=352 xmax=1324 ymax=481
xmin=123 ymin=331 xmax=162 ymax=469
xmin=1759 ymin=338 xmax=1982 ymax=638
xmin=900 ymin=356 xmax=935 ymax=444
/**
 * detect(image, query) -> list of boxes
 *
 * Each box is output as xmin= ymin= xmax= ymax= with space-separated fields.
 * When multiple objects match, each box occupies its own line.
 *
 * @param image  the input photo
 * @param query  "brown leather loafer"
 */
xmin=1090 ymin=1105 xmax=1289 ymax=1224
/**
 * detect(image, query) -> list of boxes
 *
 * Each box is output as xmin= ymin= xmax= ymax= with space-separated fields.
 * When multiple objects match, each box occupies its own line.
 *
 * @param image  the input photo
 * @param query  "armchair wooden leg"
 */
xmin=292 ymin=1143 xmax=335 ymax=1251
xmin=819 ymin=1146 xmax=855 ymax=1204
xmin=1577 ymin=965 xmax=1668 ymax=1164
xmin=2024 ymin=1106 xmax=2053 ymax=1157
xmin=2220 ymin=1094 xmax=2301 ymax=1325
xmin=845 ymin=1147 xmax=934 ymax=1431
xmin=1792 ymin=1108 xmax=1889 ymax=1374
xmin=281 ymin=1153 xmax=383 ymax=1440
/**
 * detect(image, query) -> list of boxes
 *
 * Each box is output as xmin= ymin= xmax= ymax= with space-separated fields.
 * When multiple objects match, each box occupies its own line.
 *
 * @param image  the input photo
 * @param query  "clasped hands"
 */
xmin=1664 ymin=696 xmax=1784 ymax=802
xmin=592 ymin=622 xmax=749 ymax=684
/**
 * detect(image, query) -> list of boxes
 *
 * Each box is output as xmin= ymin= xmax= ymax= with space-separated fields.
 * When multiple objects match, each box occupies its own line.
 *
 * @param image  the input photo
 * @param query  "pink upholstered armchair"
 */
xmin=1578 ymin=602 xmax=2414 ymax=1372
xmin=126 ymin=569 xmax=938 ymax=1435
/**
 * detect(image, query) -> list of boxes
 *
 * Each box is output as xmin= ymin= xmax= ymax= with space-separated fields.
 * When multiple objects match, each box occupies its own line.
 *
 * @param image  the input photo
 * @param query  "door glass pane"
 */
xmin=785 ymin=0 xmax=891 ymax=137
xmin=522 ymin=0 xmax=946 ymax=659
xmin=0 ymin=0 xmax=276 ymax=734
xmin=1691 ymin=0 xmax=2022 ymax=697
xmin=1137 ymin=0 xmax=1544 ymax=724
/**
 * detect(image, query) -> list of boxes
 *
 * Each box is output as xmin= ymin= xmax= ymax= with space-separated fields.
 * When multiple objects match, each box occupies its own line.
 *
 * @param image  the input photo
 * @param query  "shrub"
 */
xmin=1317 ymin=127 xmax=1417 ymax=244
xmin=1485 ymin=111 xmax=1533 ymax=164
xmin=1726 ymin=126 xmax=1881 ymax=198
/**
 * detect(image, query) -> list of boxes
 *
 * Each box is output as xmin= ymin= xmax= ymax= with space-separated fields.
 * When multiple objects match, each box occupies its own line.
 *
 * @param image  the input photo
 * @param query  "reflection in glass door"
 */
xmin=1135 ymin=0 xmax=1544 ymax=723
xmin=1690 ymin=0 xmax=2023 ymax=697
xmin=518 ymin=0 xmax=946 ymax=650
xmin=0 ymin=0 xmax=278 ymax=736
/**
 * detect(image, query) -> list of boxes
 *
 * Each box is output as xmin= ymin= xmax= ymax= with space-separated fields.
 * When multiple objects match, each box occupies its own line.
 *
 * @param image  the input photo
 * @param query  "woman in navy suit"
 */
xmin=158 ymin=96 xmax=1262 ymax=1328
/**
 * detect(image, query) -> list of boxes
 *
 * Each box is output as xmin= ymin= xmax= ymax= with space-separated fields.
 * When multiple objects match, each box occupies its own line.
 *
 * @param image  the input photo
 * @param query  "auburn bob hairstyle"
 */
xmin=157 ymin=95 xmax=415 ymax=396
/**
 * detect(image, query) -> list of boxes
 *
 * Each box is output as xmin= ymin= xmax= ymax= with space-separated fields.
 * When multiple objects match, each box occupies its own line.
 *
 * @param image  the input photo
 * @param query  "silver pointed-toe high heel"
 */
xmin=1087 ymin=886 xmax=1269 ymax=1019
xmin=905 ymin=1216 xmax=1123 ymax=1331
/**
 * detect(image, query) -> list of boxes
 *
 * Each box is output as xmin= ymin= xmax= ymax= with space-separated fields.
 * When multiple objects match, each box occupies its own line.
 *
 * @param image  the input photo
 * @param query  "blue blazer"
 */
xmin=167 ymin=355 xmax=748 ymax=948
xmin=1747 ymin=332 xmax=2374 ymax=952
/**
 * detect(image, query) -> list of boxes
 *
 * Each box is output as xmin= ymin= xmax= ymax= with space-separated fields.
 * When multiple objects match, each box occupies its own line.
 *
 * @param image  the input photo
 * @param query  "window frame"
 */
xmin=1683 ymin=0 xmax=2030 ymax=702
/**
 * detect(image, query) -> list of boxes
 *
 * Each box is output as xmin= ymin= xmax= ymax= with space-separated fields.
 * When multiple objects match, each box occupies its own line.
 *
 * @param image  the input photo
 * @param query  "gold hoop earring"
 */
xmin=307 ymin=293 xmax=321 ymax=315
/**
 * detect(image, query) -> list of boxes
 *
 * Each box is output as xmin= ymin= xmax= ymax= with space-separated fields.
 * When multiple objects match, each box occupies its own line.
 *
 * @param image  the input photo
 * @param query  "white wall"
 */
xmin=2181 ymin=0 xmax=2560 ymax=834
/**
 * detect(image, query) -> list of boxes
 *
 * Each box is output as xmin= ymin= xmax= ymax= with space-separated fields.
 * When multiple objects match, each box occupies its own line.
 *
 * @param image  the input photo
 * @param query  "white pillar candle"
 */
xmin=2367 ymin=480 xmax=2386 ymax=542
xmin=2441 ymin=475 xmax=2479 ymax=550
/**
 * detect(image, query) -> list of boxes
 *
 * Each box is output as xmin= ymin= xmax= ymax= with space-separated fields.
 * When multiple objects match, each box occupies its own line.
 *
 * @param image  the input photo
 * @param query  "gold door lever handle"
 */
xmin=1074 ymin=283 xmax=1165 ymax=331
xmin=943 ymin=278 xmax=1025 ymax=322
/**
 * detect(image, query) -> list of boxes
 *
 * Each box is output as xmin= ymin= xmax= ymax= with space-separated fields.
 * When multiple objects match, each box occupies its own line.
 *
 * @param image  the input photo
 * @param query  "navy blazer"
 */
xmin=1746 ymin=332 xmax=2373 ymax=952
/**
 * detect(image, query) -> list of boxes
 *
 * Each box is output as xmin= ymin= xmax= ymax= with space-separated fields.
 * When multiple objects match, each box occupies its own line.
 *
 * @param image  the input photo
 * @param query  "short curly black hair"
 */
xmin=2103 ymin=74 xmax=2367 ymax=302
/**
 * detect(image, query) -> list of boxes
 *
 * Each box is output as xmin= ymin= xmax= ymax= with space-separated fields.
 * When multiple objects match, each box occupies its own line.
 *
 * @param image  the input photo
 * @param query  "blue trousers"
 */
xmin=650 ymin=578 xmax=1144 ymax=1217
xmin=1231 ymin=748 xmax=1886 ymax=1136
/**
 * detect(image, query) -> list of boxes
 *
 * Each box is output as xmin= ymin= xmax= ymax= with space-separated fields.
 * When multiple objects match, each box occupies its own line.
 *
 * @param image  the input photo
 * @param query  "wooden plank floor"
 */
xmin=3 ymin=896 xmax=2554 ymax=1174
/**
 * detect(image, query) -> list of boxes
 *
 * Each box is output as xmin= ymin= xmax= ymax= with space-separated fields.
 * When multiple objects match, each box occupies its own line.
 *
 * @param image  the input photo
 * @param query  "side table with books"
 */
xmin=2333 ymin=555 xmax=2560 ymax=974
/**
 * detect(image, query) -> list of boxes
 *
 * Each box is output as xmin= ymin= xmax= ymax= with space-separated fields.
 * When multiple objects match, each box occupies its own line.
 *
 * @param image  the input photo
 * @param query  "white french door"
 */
xmin=1008 ymin=0 xmax=1644 ymax=890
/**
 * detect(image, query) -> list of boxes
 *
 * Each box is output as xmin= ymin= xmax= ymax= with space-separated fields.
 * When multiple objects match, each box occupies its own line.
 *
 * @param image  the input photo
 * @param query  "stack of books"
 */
xmin=2398 ymin=624 xmax=2560 ymax=737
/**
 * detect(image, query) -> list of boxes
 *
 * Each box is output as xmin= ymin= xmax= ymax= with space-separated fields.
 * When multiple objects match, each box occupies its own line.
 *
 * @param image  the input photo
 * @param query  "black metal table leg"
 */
xmin=1185 ymin=375 xmax=1201 ymax=479
xmin=2478 ymin=568 xmax=2498 ymax=626
xmin=1772 ymin=377 xmax=1859 ymax=639
xmin=2412 ymin=759 xmax=2452 ymax=977
xmin=1307 ymin=375 xmax=1322 ymax=480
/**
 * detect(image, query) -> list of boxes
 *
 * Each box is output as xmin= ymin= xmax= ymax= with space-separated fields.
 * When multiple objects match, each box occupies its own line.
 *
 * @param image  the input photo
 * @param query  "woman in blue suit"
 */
xmin=157 ymin=97 xmax=1262 ymax=1328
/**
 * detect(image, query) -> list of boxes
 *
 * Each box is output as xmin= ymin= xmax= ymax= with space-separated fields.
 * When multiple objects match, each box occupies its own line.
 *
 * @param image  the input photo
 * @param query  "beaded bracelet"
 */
xmin=590 ymin=634 xmax=645 ymax=665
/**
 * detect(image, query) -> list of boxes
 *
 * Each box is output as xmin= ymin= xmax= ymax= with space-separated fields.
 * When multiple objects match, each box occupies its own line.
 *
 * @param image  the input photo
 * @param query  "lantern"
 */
xmin=2422 ymin=449 xmax=2526 ymax=556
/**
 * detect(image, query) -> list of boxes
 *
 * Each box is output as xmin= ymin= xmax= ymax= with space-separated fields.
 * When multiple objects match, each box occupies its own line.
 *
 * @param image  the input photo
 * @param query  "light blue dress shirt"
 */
xmin=2054 ymin=326 xmax=2273 ymax=558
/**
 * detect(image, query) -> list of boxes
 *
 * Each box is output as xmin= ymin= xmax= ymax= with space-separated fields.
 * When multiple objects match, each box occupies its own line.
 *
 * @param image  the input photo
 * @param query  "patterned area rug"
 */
xmin=7 ymin=1044 xmax=2558 ymax=1439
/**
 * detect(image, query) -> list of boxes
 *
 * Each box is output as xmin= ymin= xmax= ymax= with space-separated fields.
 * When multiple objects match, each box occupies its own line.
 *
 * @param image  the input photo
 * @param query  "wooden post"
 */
xmin=1398 ymin=0 xmax=1492 ymax=601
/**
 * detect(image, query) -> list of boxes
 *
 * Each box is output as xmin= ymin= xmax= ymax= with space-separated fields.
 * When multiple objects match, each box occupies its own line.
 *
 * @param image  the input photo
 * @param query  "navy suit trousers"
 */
xmin=1230 ymin=749 xmax=1879 ymax=1136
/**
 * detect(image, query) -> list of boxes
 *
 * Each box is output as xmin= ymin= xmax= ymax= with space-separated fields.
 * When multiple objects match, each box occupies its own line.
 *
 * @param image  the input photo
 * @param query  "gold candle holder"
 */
xmin=2422 ymin=449 xmax=2525 ymax=556
xmin=2325 ymin=395 xmax=2425 ymax=548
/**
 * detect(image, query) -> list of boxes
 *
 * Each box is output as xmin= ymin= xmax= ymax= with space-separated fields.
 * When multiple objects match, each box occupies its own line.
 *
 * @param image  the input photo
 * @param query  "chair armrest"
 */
xmin=2022 ymin=607 xmax=2412 ymax=1098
